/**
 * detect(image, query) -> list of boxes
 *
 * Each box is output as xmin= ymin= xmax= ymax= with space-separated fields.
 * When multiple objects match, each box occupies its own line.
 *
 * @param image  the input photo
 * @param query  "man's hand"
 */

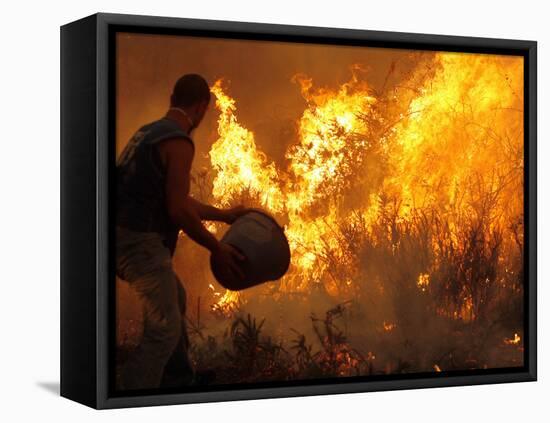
xmin=221 ymin=205 xmax=252 ymax=224
xmin=185 ymin=199 xmax=253 ymax=225
xmin=211 ymin=243 xmax=247 ymax=280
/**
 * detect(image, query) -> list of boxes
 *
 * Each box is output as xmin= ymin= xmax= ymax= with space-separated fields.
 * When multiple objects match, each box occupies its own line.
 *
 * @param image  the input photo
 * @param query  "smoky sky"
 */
xmin=116 ymin=32 xmax=424 ymax=170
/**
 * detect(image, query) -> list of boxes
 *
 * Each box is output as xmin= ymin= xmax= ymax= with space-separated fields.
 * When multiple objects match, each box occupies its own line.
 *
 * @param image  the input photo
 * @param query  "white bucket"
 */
xmin=210 ymin=210 xmax=291 ymax=290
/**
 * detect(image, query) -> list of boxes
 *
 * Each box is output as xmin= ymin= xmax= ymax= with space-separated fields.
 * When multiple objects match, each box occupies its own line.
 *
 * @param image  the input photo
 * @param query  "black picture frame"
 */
xmin=60 ymin=12 xmax=537 ymax=409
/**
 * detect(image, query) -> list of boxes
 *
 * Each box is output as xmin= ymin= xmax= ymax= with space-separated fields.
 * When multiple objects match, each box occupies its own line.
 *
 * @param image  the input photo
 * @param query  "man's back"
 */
xmin=116 ymin=118 xmax=194 ymax=252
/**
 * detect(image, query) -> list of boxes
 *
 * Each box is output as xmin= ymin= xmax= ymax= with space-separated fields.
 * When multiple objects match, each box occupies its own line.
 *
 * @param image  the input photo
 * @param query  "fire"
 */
xmin=206 ymin=52 xmax=524 ymax=315
xmin=282 ymin=72 xmax=377 ymax=292
xmin=383 ymin=321 xmax=397 ymax=332
xmin=208 ymin=282 xmax=241 ymax=317
xmin=504 ymin=333 xmax=521 ymax=345
xmin=285 ymin=72 xmax=376 ymax=212
xmin=417 ymin=273 xmax=430 ymax=292
xmin=208 ymin=79 xmax=284 ymax=311
xmin=210 ymin=80 xmax=284 ymax=213
xmin=387 ymin=52 xmax=523 ymax=225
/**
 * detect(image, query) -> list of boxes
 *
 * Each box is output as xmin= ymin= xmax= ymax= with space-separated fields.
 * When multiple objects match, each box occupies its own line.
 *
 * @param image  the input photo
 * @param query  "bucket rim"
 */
xmin=242 ymin=208 xmax=285 ymax=230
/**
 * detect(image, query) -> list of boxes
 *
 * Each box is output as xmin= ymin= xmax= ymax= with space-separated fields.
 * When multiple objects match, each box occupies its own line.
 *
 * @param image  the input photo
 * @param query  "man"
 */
xmin=116 ymin=74 xmax=247 ymax=390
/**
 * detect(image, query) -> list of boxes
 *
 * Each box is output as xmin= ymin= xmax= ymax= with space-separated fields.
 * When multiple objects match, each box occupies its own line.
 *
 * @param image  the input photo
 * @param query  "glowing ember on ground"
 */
xmin=208 ymin=282 xmax=241 ymax=316
xmin=504 ymin=333 xmax=521 ymax=345
xmin=383 ymin=321 xmax=397 ymax=332
xmin=417 ymin=273 xmax=430 ymax=292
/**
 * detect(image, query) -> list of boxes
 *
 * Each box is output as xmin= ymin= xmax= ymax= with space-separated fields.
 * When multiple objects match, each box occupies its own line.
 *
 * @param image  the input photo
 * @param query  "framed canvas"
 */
xmin=60 ymin=13 xmax=537 ymax=409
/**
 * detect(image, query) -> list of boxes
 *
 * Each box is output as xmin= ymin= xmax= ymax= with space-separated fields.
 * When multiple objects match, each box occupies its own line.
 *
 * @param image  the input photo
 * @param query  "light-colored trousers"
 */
xmin=116 ymin=227 xmax=193 ymax=390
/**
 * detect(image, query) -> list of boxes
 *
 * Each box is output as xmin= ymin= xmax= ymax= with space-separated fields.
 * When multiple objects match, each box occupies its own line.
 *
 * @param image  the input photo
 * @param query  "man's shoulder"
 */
xmin=156 ymin=135 xmax=195 ymax=168
xmin=141 ymin=119 xmax=195 ymax=147
xmin=158 ymin=136 xmax=195 ymax=154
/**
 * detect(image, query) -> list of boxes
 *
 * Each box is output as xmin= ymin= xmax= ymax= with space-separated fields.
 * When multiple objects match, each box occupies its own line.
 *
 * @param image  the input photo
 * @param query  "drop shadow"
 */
xmin=36 ymin=381 xmax=60 ymax=396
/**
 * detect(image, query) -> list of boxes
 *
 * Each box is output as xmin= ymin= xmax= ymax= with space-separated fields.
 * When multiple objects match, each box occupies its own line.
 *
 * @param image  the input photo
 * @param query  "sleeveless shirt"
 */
xmin=116 ymin=118 xmax=194 ymax=254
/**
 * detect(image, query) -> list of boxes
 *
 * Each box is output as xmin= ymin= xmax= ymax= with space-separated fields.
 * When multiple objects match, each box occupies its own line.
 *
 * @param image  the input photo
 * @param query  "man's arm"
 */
xmin=160 ymin=138 xmax=220 ymax=252
xmin=187 ymin=197 xmax=248 ymax=224
xmin=159 ymin=138 xmax=245 ymax=278
xmin=186 ymin=197 xmax=227 ymax=222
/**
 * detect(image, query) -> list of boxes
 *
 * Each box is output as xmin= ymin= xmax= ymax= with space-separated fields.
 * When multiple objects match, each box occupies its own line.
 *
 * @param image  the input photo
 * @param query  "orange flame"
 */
xmin=210 ymin=80 xmax=284 ymax=213
xmin=383 ymin=321 xmax=397 ymax=332
xmin=504 ymin=333 xmax=521 ymax=345
xmin=207 ymin=51 xmax=523 ymax=311
xmin=417 ymin=273 xmax=430 ymax=292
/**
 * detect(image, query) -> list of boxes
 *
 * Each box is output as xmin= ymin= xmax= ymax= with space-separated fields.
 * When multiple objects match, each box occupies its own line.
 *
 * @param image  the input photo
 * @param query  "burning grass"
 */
xmin=117 ymin=201 xmax=524 ymax=382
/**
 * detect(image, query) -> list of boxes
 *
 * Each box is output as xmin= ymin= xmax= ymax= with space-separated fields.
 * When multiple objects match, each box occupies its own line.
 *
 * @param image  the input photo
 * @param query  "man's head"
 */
xmin=170 ymin=74 xmax=211 ymax=130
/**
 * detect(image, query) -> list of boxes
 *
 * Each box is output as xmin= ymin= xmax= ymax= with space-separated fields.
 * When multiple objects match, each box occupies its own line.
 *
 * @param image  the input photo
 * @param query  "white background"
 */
xmin=0 ymin=0 xmax=547 ymax=421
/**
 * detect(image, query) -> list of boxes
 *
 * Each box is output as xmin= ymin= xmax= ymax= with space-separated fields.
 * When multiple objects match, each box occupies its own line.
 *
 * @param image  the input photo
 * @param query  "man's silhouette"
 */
xmin=116 ymin=74 xmax=247 ymax=390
